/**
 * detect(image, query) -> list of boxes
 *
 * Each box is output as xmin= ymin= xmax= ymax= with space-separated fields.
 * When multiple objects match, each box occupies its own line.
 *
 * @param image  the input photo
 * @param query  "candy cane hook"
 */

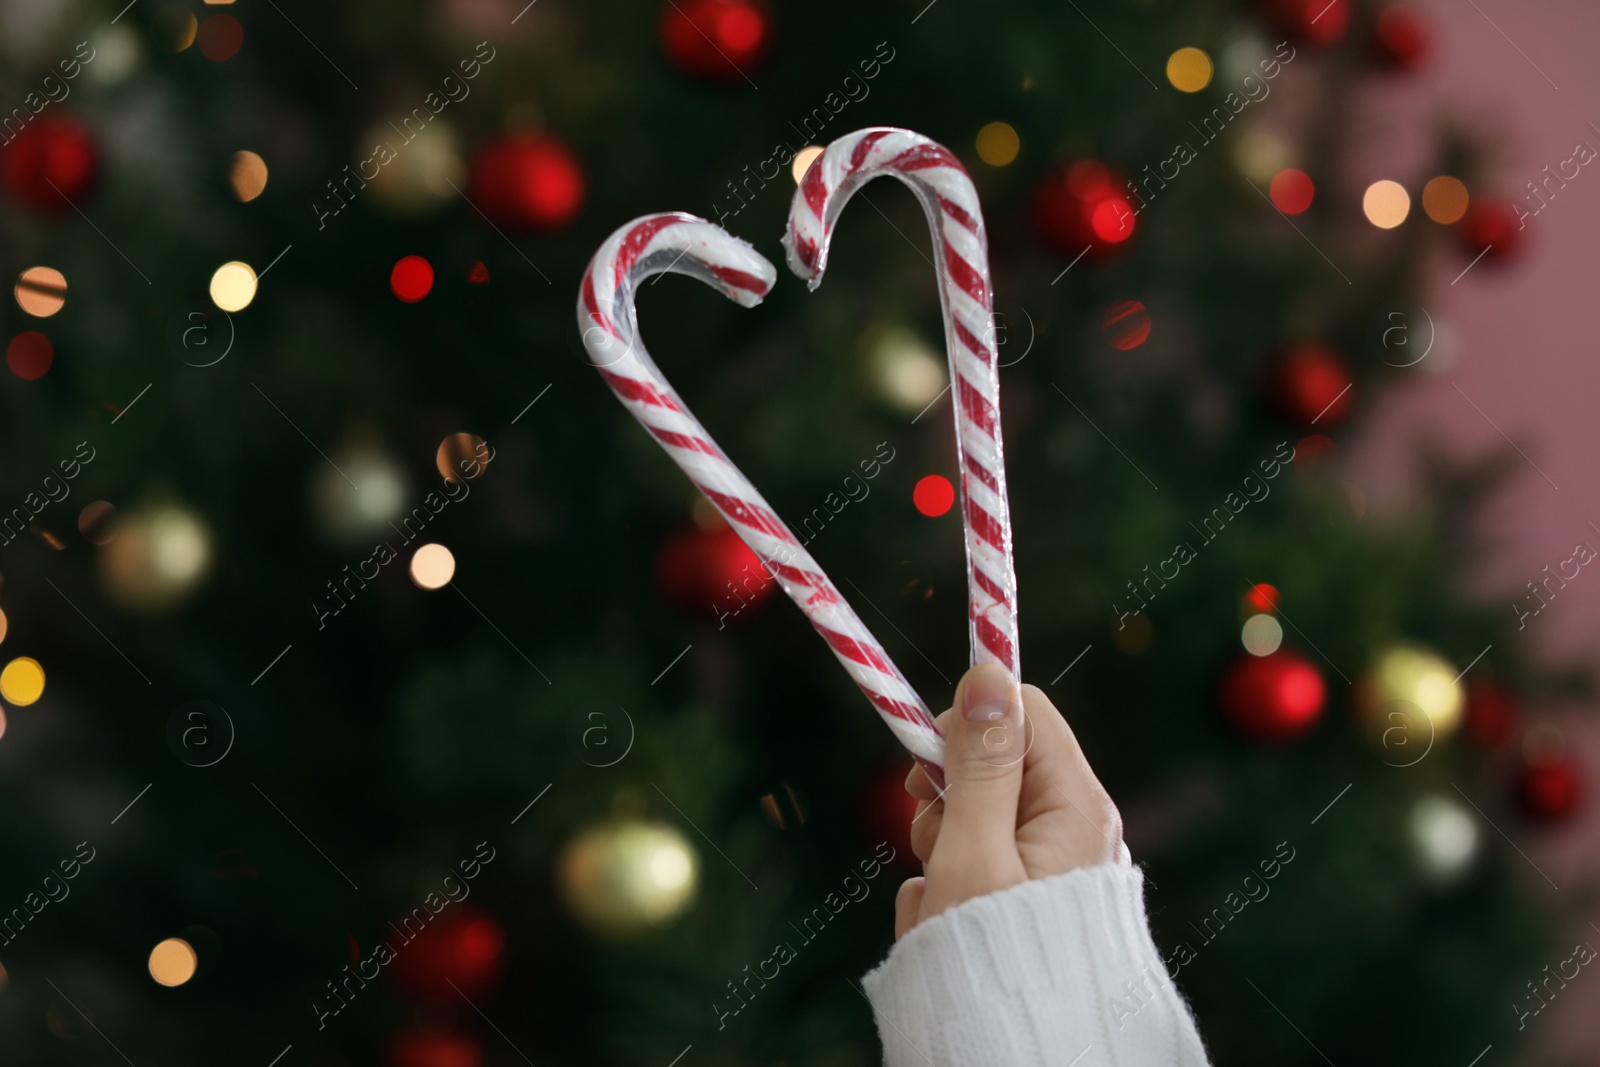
xmin=578 ymin=212 xmax=948 ymax=784
xmin=784 ymin=128 xmax=1022 ymax=682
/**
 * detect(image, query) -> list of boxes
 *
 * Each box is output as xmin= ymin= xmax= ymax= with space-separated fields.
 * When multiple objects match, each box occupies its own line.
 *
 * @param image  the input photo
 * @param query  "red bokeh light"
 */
xmin=913 ymin=475 xmax=955 ymax=517
xmin=1246 ymin=583 xmax=1281 ymax=613
xmin=390 ymin=256 xmax=434 ymax=303
xmin=198 ymin=15 xmax=244 ymax=61
xmin=1270 ymin=168 xmax=1315 ymax=214
xmin=7 ymin=331 xmax=54 ymax=380
xmin=1102 ymin=299 xmax=1151 ymax=351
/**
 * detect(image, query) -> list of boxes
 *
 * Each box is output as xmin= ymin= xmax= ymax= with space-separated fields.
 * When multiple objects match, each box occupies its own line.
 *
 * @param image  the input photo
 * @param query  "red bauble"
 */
xmin=1220 ymin=649 xmax=1326 ymax=742
xmin=389 ymin=908 xmax=506 ymax=1002
xmin=1516 ymin=753 xmax=1584 ymax=824
xmin=389 ymin=1031 xmax=483 ymax=1067
xmin=1264 ymin=0 xmax=1350 ymax=46
xmin=657 ymin=522 xmax=775 ymax=621
xmin=1272 ymin=344 xmax=1354 ymax=427
xmin=864 ymin=767 xmax=919 ymax=863
xmin=1464 ymin=681 xmax=1519 ymax=749
xmin=660 ymin=0 xmax=772 ymax=82
xmin=1373 ymin=5 xmax=1430 ymax=70
xmin=1456 ymin=201 xmax=1525 ymax=266
xmin=1032 ymin=161 xmax=1137 ymax=257
xmin=1 ymin=115 xmax=99 ymax=212
xmin=467 ymin=134 xmax=584 ymax=231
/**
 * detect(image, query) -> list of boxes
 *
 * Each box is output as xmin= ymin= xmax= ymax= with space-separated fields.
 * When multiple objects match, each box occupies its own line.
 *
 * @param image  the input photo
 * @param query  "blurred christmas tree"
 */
xmin=0 ymin=0 xmax=1587 ymax=1065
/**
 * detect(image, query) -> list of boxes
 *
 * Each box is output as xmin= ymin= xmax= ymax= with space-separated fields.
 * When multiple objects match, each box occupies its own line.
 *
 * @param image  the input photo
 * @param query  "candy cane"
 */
xmin=784 ymin=128 xmax=1021 ymax=682
xmin=578 ymin=212 xmax=948 ymax=783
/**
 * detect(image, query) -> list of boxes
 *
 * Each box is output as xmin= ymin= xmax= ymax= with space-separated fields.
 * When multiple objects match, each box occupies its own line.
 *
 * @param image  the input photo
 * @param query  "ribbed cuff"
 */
xmin=861 ymin=864 xmax=1209 ymax=1067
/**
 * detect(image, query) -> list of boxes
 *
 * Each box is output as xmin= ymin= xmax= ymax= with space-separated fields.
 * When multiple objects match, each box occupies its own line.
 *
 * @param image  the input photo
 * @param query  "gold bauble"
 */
xmin=1354 ymin=643 xmax=1464 ymax=751
xmin=99 ymin=503 xmax=212 ymax=613
xmin=557 ymin=819 xmax=699 ymax=938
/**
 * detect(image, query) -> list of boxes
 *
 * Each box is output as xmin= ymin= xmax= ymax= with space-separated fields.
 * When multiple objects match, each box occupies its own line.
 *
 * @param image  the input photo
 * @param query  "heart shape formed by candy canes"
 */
xmin=577 ymin=128 xmax=1019 ymax=784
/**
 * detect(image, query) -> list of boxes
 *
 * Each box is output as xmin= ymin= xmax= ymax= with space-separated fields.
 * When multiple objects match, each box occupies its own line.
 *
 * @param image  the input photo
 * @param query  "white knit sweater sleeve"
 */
xmin=861 ymin=864 xmax=1210 ymax=1067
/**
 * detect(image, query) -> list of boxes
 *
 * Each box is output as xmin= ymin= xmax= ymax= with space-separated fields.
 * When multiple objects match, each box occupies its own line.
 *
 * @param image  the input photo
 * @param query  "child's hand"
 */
xmin=895 ymin=663 xmax=1129 ymax=938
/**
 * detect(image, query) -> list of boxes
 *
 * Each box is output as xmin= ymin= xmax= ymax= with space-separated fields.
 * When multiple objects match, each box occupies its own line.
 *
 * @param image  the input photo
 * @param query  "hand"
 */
xmin=894 ymin=663 xmax=1129 ymax=939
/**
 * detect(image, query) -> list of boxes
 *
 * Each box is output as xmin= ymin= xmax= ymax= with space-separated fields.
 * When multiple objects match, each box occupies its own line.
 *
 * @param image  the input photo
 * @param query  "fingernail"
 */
xmin=962 ymin=665 xmax=1016 ymax=723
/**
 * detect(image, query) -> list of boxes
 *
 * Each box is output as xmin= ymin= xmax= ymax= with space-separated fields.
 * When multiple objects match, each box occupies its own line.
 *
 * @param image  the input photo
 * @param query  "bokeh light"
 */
xmin=437 ymin=433 xmax=491 ymax=484
xmin=390 ymin=256 xmax=434 ymax=303
xmin=1234 ymin=128 xmax=1292 ymax=184
xmin=790 ymin=146 xmax=823 ymax=184
xmin=1241 ymin=614 xmax=1285 ymax=656
xmin=913 ymin=475 xmax=955 ymax=517
xmin=209 ymin=261 xmax=257 ymax=312
xmin=867 ymin=326 xmax=946 ymax=414
xmin=1102 ymin=300 xmax=1151 ymax=351
xmin=1422 ymin=175 xmax=1469 ymax=224
xmin=198 ymin=14 xmax=243 ymax=61
xmin=0 ymin=607 xmax=8 ymax=644
xmin=160 ymin=9 xmax=199 ymax=51
xmin=79 ymin=501 xmax=118 ymax=545
xmin=0 ymin=707 xmax=6 ymax=744
xmin=7 ymin=332 xmax=54 ymax=380
xmin=1411 ymin=795 xmax=1478 ymax=879
xmin=1246 ymin=582 xmax=1280 ymax=613
xmin=1090 ymin=196 xmax=1135 ymax=243
xmin=1269 ymin=169 xmax=1315 ymax=214
xmin=15 ymin=266 xmax=67 ymax=317
xmin=1363 ymin=180 xmax=1411 ymax=228
xmin=0 ymin=657 xmax=46 ymax=706
xmin=148 ymin=938 xmax=198 ymax=987
xmin=229 ymin=151 xmax=268 ymax=202
xmin=410 ymin=544 xmax=456 ymax=590
xmin=975 ymin=122 xmax=1020 ymax=166
xmin=1166 ymin=47 xmax=1213 ymax=92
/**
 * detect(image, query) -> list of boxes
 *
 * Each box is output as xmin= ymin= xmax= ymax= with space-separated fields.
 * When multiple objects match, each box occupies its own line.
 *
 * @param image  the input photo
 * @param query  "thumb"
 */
xmin=933 ymin=663 xmax=1026 ymax=870
xmin=893 ymin=876 xmax=925 ymax=939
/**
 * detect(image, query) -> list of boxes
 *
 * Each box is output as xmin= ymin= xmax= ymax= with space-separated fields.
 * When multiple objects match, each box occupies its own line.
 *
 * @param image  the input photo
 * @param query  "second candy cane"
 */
xmin=785 ymin=127 xmax=1021 ymax=682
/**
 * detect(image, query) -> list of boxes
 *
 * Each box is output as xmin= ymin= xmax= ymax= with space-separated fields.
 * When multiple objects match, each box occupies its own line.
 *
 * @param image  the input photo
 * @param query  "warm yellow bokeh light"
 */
xmin=1241 ymin=614 xmax=1284 ymax=657
xmin=975 ymin=122 xmax=1020 ymax=167
xmin=1422 ymin=175 xmax=1469 ymax=224
xmin=229 ymin=150 xmax=268 ymax=202
xmin=209 ymin=261 xmax=257 ymax=312
xmin=0 ymin=657 xmax=45 ymax=706
xmin=0 ymin=606 xmax=8 ymax=644
xmin=1166 ymin=47 xmax=1214 ymax=92
xmin=148 ymin=938 xmax=198 ymax=987
xmin=15 ymin=266 xmax=67 ymax=317
xmin=790 ymin=146 xmax=823 ymax=184
xmin=410 ymin=543 xmax=456 ymax=590
xmin=168 ymin=11 xmax=199 ymax=51
xmin=1363 ymin=180 xmax=1411 ymax=229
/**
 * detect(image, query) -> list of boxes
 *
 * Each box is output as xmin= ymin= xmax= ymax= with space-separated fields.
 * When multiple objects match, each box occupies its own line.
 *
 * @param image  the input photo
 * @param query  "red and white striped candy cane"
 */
xmin=785 ymin=127 xmax=1021 ymax=682
xmin=578 ymin=212 xmax=948 ymax=784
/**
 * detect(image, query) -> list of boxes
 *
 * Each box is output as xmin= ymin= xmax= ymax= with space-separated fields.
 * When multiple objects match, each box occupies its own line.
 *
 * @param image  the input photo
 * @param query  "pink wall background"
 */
xmin=1347 ymin=0 xmax=1600 ymax=1056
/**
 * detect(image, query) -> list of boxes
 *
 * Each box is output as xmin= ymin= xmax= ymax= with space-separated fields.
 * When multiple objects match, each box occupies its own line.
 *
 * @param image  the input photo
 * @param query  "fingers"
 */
xmin=921 ymin=663 xmax=1028 ymax=915
xmin=1013 ymin=683 xmax=1129 ymax=871
xmin=909 ymin=796 xmax=943 ymax=865
xmin=893 ymin=876 xmax=926 ymax=940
